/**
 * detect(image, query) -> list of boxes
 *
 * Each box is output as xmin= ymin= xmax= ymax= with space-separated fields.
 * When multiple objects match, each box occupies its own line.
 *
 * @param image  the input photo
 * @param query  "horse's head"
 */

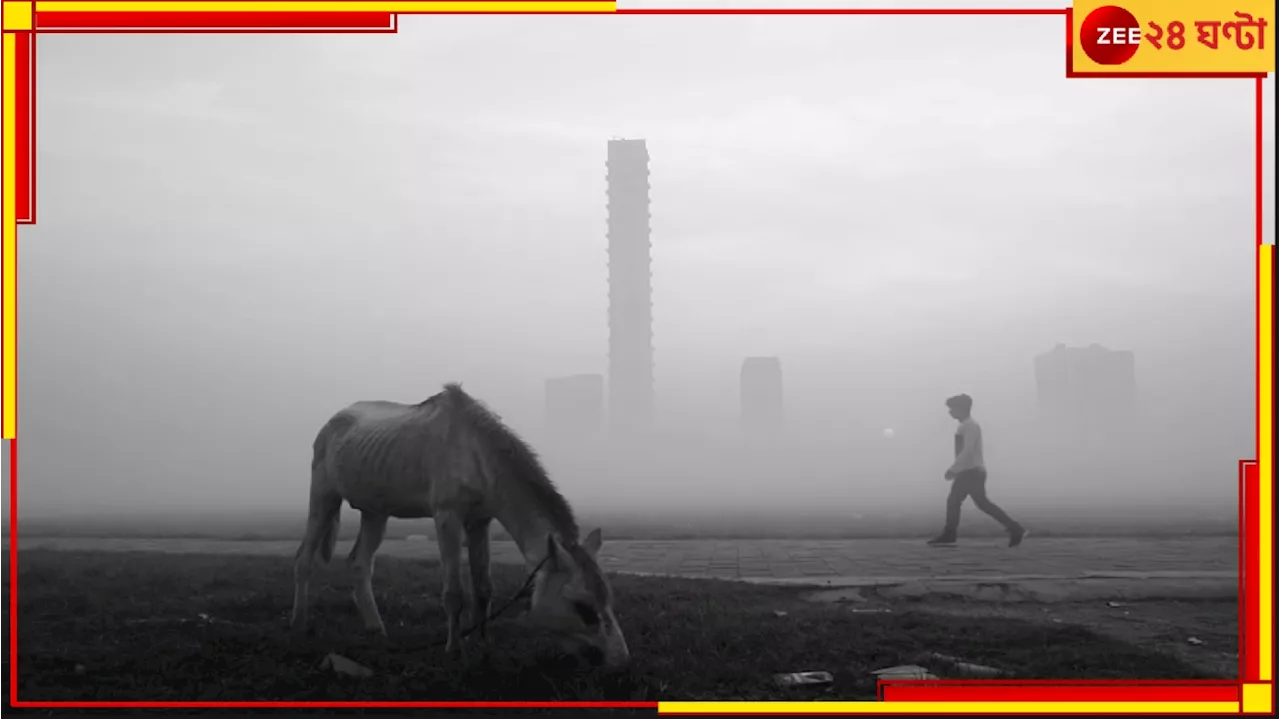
xmin=529 ymin=528 xmax=630 ymax=670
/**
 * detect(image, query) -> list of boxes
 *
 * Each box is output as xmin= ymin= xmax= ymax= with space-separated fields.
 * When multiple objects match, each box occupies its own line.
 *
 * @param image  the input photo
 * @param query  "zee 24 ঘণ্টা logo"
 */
xmin=1078 ymin=4 xmax=1268 ymax=67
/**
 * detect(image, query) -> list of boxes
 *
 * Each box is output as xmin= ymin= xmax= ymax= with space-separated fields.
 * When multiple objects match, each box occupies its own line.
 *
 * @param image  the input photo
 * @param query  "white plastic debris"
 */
xmin=773 ymin=610 xmax=789 ymax=617
xmin=872 ymin=664 xmax=938 ymax=680
xmin=924 ymin=652 xmax=1005 ymax=678
xmin=1187 ymin=637 xmax=1206 ymax=646
xmin=774 ymin=671 xmax=834 ymax=686
xmin=320 ymin=652 xmax=374 ymax=678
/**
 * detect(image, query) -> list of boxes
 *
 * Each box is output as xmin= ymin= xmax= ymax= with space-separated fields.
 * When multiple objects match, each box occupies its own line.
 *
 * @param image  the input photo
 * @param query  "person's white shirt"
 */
xmin=949 ymin=417 xmax=985 ymax=473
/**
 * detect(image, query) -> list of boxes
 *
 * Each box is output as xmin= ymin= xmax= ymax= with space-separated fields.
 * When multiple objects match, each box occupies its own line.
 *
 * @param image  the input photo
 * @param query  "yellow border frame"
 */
xmin=2 ymin=24 xmax=15 ymax=436
xmin=1257 ymin=243 xmax=1274 ymax=684
xmin=659 ymin=701 xmax=1247 ymax=714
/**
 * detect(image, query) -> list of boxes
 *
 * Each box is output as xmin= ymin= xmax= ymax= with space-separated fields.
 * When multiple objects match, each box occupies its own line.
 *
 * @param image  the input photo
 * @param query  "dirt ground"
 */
xmin=801 ymin=582 xmax=1238 ymax=679
xmin=920 ymin=598 xmax=1238 ymax=677
xmin=9 ymin=549 xmax=1235 ymax=703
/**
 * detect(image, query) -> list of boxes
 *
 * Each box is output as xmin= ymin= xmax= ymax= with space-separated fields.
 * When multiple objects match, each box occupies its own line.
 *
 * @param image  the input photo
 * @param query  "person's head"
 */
xmin=529 ymin=528 xmax=630 ymax=670
xmin=945 ymin=394 xmax=973 ymax=421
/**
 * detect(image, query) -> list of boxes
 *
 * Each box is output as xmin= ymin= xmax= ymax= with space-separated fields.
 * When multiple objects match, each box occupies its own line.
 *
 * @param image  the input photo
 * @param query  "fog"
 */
xmin=9 ymin=15 xmax=1270 ymax=526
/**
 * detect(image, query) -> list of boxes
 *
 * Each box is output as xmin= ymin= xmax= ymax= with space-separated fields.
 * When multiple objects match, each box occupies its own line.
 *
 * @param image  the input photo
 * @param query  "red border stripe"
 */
xmin=7 ymin=439 xmax=16 ymax=700
xmin=1238 ymin=461 xmax=1248 ymax=681
xmin=1257 ymin=78 xmax=1265 ymax=246
xmin=617 ymin=7 xmax=1064 ymax=13
xmin=882 ymin=684 xmax=1242 ymax=703
xmin=1243 ymin=461 xmax=1260 ymax=682
xmin=13 ymin=701 xmax=659 ymax=709
xmin=35 ymin=11 xmax=397 ymax=31
xmin=13 ymin=31 xmax=32 ymax=224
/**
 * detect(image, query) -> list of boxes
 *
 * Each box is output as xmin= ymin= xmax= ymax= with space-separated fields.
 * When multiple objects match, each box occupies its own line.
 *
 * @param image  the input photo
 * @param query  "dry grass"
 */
xmin=10 ymin=549 xmax=1229 ymax=703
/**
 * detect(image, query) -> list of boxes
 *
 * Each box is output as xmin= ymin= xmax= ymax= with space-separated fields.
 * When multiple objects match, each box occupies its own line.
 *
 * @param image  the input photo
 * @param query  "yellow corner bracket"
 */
xmin=3 ymin=2 xmax=33 ymax=32
xmin=1242 ymin=683 xmax=1274 ymax=714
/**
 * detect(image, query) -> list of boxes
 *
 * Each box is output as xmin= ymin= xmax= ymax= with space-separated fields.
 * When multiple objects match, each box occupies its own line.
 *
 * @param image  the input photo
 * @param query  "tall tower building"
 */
xmin=740 ymin=356 xmax=784 ymax=437
xmin=606 ymin=139 xmax=654 ymax=432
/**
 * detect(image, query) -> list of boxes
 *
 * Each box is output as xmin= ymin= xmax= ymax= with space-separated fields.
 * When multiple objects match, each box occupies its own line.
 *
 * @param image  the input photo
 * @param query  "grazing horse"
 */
xmin=290 ymin=383 xmax=630 ymax=669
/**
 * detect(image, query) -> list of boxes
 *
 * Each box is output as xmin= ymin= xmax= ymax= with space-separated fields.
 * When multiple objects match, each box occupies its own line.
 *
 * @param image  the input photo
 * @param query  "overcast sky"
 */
xmin=9 ymin=14 xmax=1273 ymax=518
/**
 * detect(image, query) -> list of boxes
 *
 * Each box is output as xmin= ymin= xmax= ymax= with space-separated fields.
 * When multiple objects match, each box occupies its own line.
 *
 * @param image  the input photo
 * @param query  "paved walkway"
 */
xmin=13 ymin=535 xmax=1237 ymax=588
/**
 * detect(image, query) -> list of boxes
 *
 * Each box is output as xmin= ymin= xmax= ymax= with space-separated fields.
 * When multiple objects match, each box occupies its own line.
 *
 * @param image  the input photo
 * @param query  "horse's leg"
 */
xmin=291 ymin=485 xmax=343 ymax=631
xmin=433 ymin=512 xmax=466 ymax=655
xmin=349 ymin=511 xmax=389 ymax=635
xmin=464 ymin=517 xmax=494 ymax=641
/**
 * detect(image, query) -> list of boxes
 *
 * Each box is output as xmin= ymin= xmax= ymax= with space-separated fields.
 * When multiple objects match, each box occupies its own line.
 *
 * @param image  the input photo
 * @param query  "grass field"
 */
xmin=9 ymin=549 xmax=1236 ymax=703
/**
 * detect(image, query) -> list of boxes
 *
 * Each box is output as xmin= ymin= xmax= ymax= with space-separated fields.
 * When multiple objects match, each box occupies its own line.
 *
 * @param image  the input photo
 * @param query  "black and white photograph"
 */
xmin=4 ymin=6 xmax=1275 ymax=704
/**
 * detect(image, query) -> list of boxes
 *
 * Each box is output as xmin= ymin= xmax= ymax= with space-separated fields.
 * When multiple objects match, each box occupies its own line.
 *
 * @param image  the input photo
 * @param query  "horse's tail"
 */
xmin=298 ymin=417 xmax=347 ymax=564
xmin=310 ymin=487 xmax=342 ymax=564
xmin=294 ymin=483 xmax=341 ymax=564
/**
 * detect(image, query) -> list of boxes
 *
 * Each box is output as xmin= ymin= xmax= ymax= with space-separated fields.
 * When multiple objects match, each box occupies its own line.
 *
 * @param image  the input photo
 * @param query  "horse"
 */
xmin=289 ymin=383 xmax=630 ymax=669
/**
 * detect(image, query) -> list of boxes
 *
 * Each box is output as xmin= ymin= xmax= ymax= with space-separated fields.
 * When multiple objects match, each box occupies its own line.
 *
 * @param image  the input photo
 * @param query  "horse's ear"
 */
xmin=545 ymin=533 xmax=563 ymax=570
xmin=582 ymin=528 xmax=603 ymax=556
xmin=542 ymin=529 xmax=573 ymax=568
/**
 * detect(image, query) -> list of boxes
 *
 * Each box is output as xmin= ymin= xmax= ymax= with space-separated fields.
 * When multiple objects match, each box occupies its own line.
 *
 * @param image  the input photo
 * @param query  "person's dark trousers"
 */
xmin=941 ymin=468 xmax=1021 ymax=537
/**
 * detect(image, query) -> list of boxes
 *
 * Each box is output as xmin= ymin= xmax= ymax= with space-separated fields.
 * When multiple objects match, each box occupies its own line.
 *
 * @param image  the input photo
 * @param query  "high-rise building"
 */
xmin=606 ymin=139 xmax=654 ymax=432
xmin=1034 ymin=343 xmax=1137 ymax=429
xmin=740 ymin=356 xmax=784 ymax=437
xmin=544 ymin=374 xmax=605 ymax=434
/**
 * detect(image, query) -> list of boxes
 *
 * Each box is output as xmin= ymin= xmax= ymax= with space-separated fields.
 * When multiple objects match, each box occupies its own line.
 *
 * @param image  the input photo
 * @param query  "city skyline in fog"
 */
xmin=11 ymin=14 xmax=1271 ymax=519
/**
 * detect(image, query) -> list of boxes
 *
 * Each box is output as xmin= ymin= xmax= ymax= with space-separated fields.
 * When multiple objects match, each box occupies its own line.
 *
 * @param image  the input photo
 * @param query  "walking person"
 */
xmin=928 ymin=394 xmax=1026 ymax=547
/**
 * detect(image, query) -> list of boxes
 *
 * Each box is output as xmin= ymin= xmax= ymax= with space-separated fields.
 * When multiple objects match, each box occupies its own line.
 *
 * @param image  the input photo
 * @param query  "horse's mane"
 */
xmin=440 ymin=383 xmax=580 ymax=543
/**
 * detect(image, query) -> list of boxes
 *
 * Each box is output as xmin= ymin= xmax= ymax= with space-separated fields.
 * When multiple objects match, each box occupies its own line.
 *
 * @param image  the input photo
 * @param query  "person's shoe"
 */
xmin=1008 ymin=526 xmax=1027 ymax=548
xmin=927 ymin=534 xmax=956 ymax=546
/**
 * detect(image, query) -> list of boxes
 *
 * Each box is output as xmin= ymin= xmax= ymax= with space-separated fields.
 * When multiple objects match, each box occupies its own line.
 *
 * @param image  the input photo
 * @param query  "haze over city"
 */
xmin=8 ymin=14 xmax=1271 ymax=531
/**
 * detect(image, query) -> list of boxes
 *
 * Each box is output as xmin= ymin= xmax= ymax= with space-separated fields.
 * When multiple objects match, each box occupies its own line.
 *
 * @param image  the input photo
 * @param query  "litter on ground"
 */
xmin=921 ymin=652 xmax=1005 ymax=678
xmin=773 ymin=671 xmax=834 ymax=687
xmin=320 ymin=653 xmax=375 ymax=678
xmin=871 ymin=664 xmax=938 ymax=680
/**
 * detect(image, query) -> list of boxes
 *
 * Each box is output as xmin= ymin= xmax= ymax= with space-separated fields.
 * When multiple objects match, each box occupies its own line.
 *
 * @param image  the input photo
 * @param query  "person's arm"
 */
xmin=947 ymin=423 xmax=978 ymax=475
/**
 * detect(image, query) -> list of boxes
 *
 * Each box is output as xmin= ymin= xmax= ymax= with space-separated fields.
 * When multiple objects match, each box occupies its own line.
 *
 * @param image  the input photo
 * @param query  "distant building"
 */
xmin=740 ymin=357 xmax=784 ymax=437
xmin=545 ymin=374 xmax=605 ymax=434
xmin=1033 ymin=343 xmax=1137 ymax=430
xmin=606 ymin=138 xmax=655 ymax=433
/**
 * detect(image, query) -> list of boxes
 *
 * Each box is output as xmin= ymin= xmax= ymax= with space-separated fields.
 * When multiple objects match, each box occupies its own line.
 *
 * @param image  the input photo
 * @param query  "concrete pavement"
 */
xmin=13 ymin=535 xmax=1237 ymax=599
